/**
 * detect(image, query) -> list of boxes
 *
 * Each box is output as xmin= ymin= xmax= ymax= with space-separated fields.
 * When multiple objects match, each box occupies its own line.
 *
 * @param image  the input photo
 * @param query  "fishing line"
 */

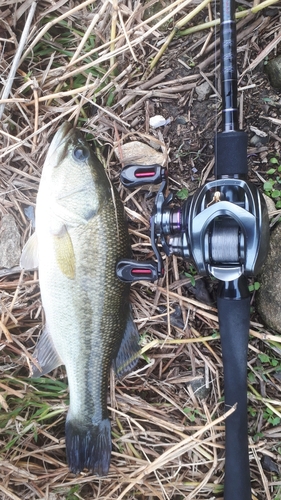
xmin=214 ymin=0 xmax=218 ymax=193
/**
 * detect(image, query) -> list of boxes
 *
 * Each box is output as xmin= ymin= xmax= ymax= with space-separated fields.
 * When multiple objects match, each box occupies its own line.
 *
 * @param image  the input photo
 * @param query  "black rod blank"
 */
xmin=220 ymin=0 xmax=238 ymax=131
xmin=215 ymin=0 xmax=248 ymax=179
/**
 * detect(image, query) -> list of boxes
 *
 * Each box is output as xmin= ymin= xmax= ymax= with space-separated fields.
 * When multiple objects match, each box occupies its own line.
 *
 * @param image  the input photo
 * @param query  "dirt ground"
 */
xmin=1 ymin=1 xmax=281 ymax=499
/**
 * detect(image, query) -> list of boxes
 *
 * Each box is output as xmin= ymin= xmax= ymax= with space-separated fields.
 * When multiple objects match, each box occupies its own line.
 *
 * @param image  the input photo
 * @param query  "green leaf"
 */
xmin=272 ymin=190 xmax=281 ymax=198
xmin=271 ymin=417 xmax=280 ymax=426
xmin=278 ymin=165 xmax=281 ymax=172
xmin=177 ymin=188 xmax=189 ymax=200
xmin=258 ymin=353 xmax=270 ymax=363
xmin=270 ymin=157 xmax=279 ymax=164
xmin=66 ymin=485 xmax=81 ymax=500
xmin=106 ymin=91 xmax=115 ymax=107
xmin=276 ymin=201 xmax=281 ymax=209
xmin=249 ymin=281 xmax=260 ymax=292
xmin=253 ymin=432 xmax=264 ymax=443
xmin=267 ymin=168 xmax=276 ymax=175
xmin=263 ymin=181 xmax=274 ymax=191
xmin=184 ymin=272 xmax=195 ymax=286
xmin=142 ymin=353 xmax=152 ymax=364
xmin=248 ymin=372 xmax=256 ymax=384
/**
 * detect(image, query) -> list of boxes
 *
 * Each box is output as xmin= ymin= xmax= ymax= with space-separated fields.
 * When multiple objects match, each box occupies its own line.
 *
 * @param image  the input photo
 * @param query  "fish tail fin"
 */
xmin=65 ymin=417 xmax=111 ymax=476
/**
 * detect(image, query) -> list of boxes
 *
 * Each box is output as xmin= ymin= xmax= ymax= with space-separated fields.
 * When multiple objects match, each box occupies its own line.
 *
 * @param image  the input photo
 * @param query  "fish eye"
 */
xmin=73 ymin=146 xmax=89 ymax=161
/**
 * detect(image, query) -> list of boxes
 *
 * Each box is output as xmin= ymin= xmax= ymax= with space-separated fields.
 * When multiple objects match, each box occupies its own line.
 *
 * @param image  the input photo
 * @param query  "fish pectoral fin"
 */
xmin=31 ymin=326 xmax=63 ymax=377
xmin=53 ymin=226 xmax=76 ymax=279
xmin=20 ymin=232 xmax=39 ymax=270
xmin=113 ymin=306 xmax=139 ymax=379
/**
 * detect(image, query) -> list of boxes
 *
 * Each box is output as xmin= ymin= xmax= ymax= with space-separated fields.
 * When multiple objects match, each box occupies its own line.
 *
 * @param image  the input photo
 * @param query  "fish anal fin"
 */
xmin=31 ymin=326 xmax=63 ymax=377
xmin=113 ymin=307 xmax=139 ymax=379
xmin=53 ymin=226 xmax=75 ymax=279
xmin=20 ymin=232 xmax=39 ymax=270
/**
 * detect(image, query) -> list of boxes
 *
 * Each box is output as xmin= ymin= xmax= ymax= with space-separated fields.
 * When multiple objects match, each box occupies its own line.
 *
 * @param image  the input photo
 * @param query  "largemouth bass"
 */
xmin=20 ymin=122 xmax=139 ymax=476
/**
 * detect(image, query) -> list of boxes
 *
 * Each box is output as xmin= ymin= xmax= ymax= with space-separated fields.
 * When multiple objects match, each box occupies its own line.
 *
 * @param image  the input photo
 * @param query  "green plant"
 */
xmin=248 ymin=371 xmax=256 ymax=384
xmin=183 ymin=407 xmax=205 ymax=422
xmin=258 ymin=352 xmax=279 ymax=367
xmin=252 ymin=431 xmax=264 ymax=442
xmin=184 ymin=264 xmax=197 ymax=286
xmin=248 ymin=281 xmax=260 ymax=292
xmin=65 ymin=485 xmax=81 ymax=500
xmin=0 ymin=376 xmax=68 ymax=451
xmin=263 ymin=407 xmax=280 ymax=426
xmin=212 ymin=329 xmax=219 ymax=338
xmin=248 ymin=405 xmax=257 ymax=417
xmin=176 ymin=187 xmax=189 ymax=200
xmin=263 ymin=157 xmax=281 ymax=208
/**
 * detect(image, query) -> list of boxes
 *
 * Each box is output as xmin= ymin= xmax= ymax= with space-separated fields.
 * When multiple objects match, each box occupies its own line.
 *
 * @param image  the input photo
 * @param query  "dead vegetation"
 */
xmin=1 ymin=0 xmax=281 ymax=499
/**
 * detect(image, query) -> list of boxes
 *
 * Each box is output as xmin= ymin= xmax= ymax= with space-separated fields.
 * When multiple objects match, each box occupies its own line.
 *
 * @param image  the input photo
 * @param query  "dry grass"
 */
xmin=1 ymin=0 xmax=281 ymax=499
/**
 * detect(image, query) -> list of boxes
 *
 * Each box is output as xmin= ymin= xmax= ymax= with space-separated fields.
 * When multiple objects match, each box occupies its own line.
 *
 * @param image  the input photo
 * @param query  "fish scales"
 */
xmin=20 ymin=122 xmax=139 ymax=476
xmin=40 ymin=188 xmax=130 ymax=415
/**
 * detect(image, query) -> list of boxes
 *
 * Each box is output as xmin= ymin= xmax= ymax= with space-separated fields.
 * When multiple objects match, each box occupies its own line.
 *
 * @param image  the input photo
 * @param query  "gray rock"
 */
xmin=183 ymin=277 xmax=213 ymax=305
xmin=261 ymin=455 xmax=279 ymax=474
xmin=114 ymin=141 xmax=165 ymax=166
xmin=0 ymin=214 xmax=21 ymax=269
xmin=195 ymin=82 xmax=211 ymax=101
xmin=265 ymin=55 xmax=281 ymax=90
xmin=263 ymin=194 xmax=276 ymax=215
xmin=256 ymin=223 xmax=281 ymax=333
xmin=250 ymin=134 xmax=268 ymax=147
xmin=189 ymin=369 xmax=210 ymax=400
xmin=175 ymin=116 xmax=188 ymax=125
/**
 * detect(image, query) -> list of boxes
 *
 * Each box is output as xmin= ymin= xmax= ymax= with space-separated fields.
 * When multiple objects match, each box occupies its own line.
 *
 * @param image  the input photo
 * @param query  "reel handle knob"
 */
xmin=120 ymin=164 xmax=167 ymax=189
xmin=116 ymin=259 xmax=161 ymax=283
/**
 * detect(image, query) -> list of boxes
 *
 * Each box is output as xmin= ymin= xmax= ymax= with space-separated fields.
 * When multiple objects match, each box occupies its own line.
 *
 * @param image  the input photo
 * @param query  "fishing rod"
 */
xmin=116 ymin=0 xmax=269 ymax=498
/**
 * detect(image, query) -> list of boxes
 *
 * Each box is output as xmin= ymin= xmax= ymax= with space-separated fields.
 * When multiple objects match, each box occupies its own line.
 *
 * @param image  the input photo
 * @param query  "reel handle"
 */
xmin=120 ymin=164 xmax=167 ymax=188
xmin=217 ymin=277 xmax=252 ymax=500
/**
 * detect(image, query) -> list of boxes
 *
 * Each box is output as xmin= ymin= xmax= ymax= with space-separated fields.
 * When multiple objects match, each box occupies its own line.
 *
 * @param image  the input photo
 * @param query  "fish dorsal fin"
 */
xmin=113 ymin=306 xmax=139 ymax=379
xmin=31 ymin=326 xmax=63 ymax=377
xmin=53 ymin=226 xmax=75 ymax=279
xmin=20 ymin=232 xmax=39 ymax=270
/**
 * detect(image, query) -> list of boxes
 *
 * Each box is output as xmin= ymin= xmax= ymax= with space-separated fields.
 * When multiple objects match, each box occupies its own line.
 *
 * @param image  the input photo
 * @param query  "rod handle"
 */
xmin=217 ymin=278 xmax=251 ymax=500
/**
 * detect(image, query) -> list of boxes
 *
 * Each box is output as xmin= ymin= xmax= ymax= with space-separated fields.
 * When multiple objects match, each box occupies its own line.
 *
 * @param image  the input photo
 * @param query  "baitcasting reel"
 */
xmin=116 ymin=163 xmax=269 ymax=285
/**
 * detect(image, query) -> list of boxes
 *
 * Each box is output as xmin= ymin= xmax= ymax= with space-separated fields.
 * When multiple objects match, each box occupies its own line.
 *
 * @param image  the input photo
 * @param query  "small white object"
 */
xmin=149 ymin=115 xmax=171 ymax=129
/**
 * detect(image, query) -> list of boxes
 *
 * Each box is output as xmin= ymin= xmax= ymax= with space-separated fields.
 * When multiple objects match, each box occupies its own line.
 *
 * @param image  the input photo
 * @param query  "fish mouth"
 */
xmin=45 ymin=122 xmax=79 ymax=167
xmin=48 ymin=121 xmax=73 ymax=150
